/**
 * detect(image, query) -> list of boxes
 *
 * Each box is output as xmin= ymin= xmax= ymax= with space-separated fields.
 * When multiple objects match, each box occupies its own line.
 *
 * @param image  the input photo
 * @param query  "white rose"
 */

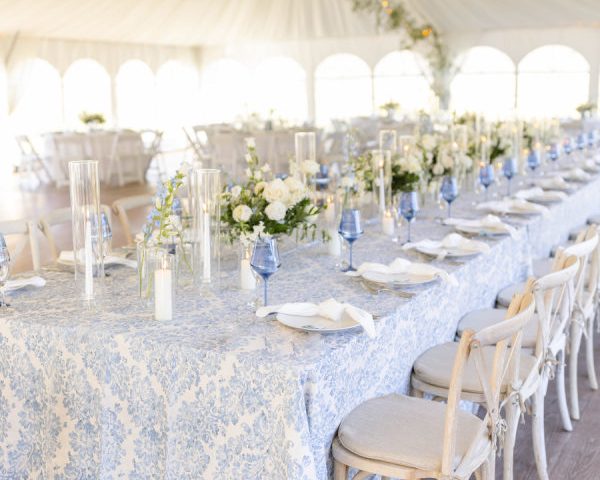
xmin=301 ymin=160 xmax=320 ymax=176
xmin=230 ymin=185 xmax=242 ymax=199
xmin=441 ymin=153 xmax=454 ymax=169
xmin=254 ymin=181 xmax=267 ymax=194
xmin=233 ymin=204 xmax=252 ymax=223
xmin=265 ymin=201 xmax=287 ymax=222
xmin=263 ymin=178 xmax=290 ymax=204
xmin=284 ymin=176 xmax=304 ymax=192
xmin=421 ymin=134 xmax=437 ymax=151
xmin=432 ymin=163 xmax=444 ymax=176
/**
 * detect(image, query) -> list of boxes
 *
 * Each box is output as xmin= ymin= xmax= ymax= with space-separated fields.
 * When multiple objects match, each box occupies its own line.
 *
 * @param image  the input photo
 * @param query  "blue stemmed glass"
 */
xmin=399 ymin=192 xmax=419 ymax=243
xmin=564 ymin=138 xmax=573 ymax=157
xmin=587 ymin=131 xmax=596 ymax=150
xmin=576 ymin=133 xmax=586 ymax=151
xmin=502 ymin=157 xmax=518 ymax=195
xmin=479 ymin=164 xmax=495 ymax=200
xmin=527 ymin=150 xmax=540 ymax=174
xmin=440 ymin=176 xmax=458 ymax=218
xmin=548 ymin=143 xmax=559 ymax=163
xmin=338 ymin=209 xmax=363 ymax=272
xmin=250 ymin=237 xmax=281 ymax=306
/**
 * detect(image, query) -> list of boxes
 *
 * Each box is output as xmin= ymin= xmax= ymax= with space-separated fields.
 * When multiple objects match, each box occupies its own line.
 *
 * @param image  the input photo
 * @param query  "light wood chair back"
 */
xmin=0 ymin=219 xmax=41 ymax=271
xmin=111 ymin=194 xmax=153 ymax=245
xmin=447 ymin=293 xmax=535 ymax=478
xmin=39 ymin=205 xmax=112 ymax=260
xmin=563 ymin=226 xmax=599 ymax=318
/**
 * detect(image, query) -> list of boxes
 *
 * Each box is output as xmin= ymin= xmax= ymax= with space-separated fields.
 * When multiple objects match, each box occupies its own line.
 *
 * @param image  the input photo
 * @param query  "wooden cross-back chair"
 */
xmin=111 ymin=194 xmax=153 ymax=246
xmin=332 ymin=294 xmax=535 ymax=480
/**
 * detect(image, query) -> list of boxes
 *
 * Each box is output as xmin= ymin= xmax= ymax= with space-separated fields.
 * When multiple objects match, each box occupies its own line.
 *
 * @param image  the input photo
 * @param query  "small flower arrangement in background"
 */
xmin=79 ymin=111 xmax=106 ymax=126
xmin=221 ymin=140 xmax=322 ymax=244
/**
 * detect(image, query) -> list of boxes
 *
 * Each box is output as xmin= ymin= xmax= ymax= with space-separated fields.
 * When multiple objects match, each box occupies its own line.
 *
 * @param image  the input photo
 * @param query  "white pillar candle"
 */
xmin=382 ymin=212 xmax=395 ymax=236
xmin=327 ymin=229 xmax=341 ymax=256
xmin=154 ymin=268 xmax=172 ymax=320
xmin=324 ymin=196 xmax=336 ymax=224
xmin=240 ymin=258 xmax=256 ymax=290
xmin=84 ymin=221 xmax=93 ymax=299
xmin=202 ymin=209 xmax=211 ymax=282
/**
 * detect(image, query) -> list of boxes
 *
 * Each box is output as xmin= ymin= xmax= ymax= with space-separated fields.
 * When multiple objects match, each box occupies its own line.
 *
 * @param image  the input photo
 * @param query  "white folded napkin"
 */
xmin=347 ymin=257 xmax=457 ymax=285
xmin=476 ymin=199 xmax=549 ymax=216
xmin=256 ymin=298 xmax=376 ymax=338
xmin=534 ymin=175 xmax=571 ymax=191
xmin=59 ymin=250 xmax=137 ymax=269
xmin=514 ymin=187 xmax=567 ymax=202
xmin=559 ymin=168 xmax=591 ymax=182
xmin=402 ymin=233 xmax=490 ymax=259
xmin=583 ymin=159 xmax=600 ymax=173
xmin=4 ymin=276 xmax=46 ymax=292
xmin=444 ymin=214 xmax=517 ymax=238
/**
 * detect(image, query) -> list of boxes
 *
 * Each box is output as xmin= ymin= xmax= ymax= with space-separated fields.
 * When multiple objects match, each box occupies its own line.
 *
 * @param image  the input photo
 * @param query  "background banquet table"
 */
xmin=1 ymin=173 xmax=600 ymax=479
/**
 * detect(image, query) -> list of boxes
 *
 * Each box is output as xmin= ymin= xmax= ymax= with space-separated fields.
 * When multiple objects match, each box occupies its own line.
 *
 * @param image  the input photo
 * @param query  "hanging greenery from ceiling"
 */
xmin=351 ymin=0 xmax=454 ymax=107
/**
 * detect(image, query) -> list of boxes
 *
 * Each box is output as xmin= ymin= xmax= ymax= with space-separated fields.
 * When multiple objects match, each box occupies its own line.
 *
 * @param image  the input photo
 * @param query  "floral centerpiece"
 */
xmin=221 ymin=141 xmax=322 ymax=244
xmin=391 ymin=152 xmax=422 ymax=193
xmin=419 ymin=133 xmax=472 ymax=183
xmin=380 ymin=100 xmax=400 ymax=119
xmin=79 ymin=111 xmax=106 ymax=126
xmin=487 ymin=123 xmax=512 ymax=164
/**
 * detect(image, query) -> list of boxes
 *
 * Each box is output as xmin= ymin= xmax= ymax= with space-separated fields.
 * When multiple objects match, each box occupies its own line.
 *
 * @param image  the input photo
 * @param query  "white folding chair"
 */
xmin=88 ymin=131 xmax=119 ymax=185
xmin=0 ymin=219 xmax=41 ymax=271
xmin=52 ymin=133 xmax=88 ymax=187
xmin=111 ymin=194 xmax=153 ymax=246
xmin=333 ymin=294 xmax=535 ymax=480
xmin=39 ymin=205 xmax=112 ymax=261
xmin=14 ymin=135 xmax=51 ymax=187
xmin=110 ymin=131 xmax=148 ymax=186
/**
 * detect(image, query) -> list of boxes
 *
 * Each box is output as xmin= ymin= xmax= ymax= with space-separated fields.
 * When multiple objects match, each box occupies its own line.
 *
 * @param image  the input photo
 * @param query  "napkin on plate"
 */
xmin=582 ymin=159 xmax=600 ymax=173
xmin=59 ymin=250 xmax=137 ymax=269
xmin=534 ymin=175 xmax=571 ymax=191
xmin=402 ymin=233 xmax=490 ymax=259
xmin=514 ymin=187 xmax=567 ymax=202
xmin=476 ymin=199 xmax=549 ymax=216
xmin=4 ymin=276 xmax=46 ymax=292
xmin=256 ymin=298 xmax=376 ymax=338
xmin=559 ymin=168 xmax=591 ymax=182
xmin=444 ymin=214 xmax=517 ymax=238
xmin=347 ymin=257 xmax=457 ymax=285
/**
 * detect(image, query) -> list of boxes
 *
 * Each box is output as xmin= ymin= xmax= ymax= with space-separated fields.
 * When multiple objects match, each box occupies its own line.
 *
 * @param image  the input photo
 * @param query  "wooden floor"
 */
xmin=2 ymin=173 xmax=600 ymax=478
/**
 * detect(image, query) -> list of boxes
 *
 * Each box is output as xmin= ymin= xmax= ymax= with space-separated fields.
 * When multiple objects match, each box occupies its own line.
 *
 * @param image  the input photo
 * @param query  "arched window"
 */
xmin=63 ymin=59 xmax=112 ymax=128
xmin=200 ymin=59 xmax=249 ymax=124
xmin=450 ymin=46 xmax=516 ymax=118
xmin=374 ymin=51 xmax=432 ymax=114
xmin=116 ymin=60 xmax=155 ymax=128
xmin=315 ymin=54 xmax=372 ymax=125
xmin=250 ymin=57 xmax=307 ymax=123
xmin=10 ymin=58 xmax=62 ymax=133
xmin=156 ymin=60 xmax=200 ymax=128
xmin=517 ymin=45 xmax=589 ymax=118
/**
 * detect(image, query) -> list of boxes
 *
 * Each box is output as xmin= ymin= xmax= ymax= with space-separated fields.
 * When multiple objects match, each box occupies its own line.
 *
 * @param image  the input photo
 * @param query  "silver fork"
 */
xmin=360 ymin=280 xmax=415 ymax=298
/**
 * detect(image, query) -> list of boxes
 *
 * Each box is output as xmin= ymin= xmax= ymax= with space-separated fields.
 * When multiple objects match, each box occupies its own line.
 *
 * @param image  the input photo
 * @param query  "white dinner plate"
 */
xmin=276 ymin=313 xmax=361 ymax=333
xmin=361 ymin=270 xmax=438 ymax=286
xmin=415 ymin=245 xmax=481 ymax=258
xmin=524 ymin=193 xmax=565 ymax=205
xmin=479 ymin=206 xmax=539 ymax=217
xmin=455 ymin=224 xmax=509 ymax=237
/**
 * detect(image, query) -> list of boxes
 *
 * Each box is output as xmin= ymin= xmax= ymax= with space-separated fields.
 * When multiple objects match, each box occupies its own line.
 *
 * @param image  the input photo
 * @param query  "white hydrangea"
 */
xmin=301 ymin=160 xmax=320 ymax=176
xmin=284 ymin=177 xmax=307 ymax=205
xmin=230 ymin=185 xmax=242 ymax=199
xmin=262 ymin=178 xmax=290 ymax=204
xmin=421 ymin=134 xmax=437 ymax=151
xmin=265 ymin=200 xmax=287 ymax=222
xmin=232 ymin=204 xmax=252 ymax=223
xmin=432 ymin=163 xmax=444 ymax=176
xmin=440 ymin=152 xmax=454 ymax=169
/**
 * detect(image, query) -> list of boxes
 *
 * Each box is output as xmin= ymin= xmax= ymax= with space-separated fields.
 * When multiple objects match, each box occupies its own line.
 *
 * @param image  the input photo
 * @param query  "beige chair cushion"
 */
xmin=338 ymin=394 xmax=486 ymax=472
xmin=496 ymin=282 xmax=528 ymax=308
xmin=457 ymin=308 xmax=538 ymax=348
xmin=413 ymin=342 xmax=538 ymax=394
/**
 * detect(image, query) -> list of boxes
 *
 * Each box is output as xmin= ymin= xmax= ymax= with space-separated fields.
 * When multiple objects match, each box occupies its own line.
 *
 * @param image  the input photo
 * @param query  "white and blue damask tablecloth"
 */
xmin=2 ymin=173 xmax=600 ymax=479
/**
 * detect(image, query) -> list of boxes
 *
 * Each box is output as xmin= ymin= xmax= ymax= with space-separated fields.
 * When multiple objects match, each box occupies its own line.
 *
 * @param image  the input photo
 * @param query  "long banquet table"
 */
xmin=2 ymin=172 xmax=600 ymax=479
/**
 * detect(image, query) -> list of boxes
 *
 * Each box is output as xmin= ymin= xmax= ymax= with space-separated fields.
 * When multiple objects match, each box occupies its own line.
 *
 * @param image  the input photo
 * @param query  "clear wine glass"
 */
xmin=479 ymin=164 xmax=495 ymax=201
xmin=338 ymin=209 xmax=363 ymax=272
xmin=502 ymin=157 xmax=518 ymax=195
xmin=399 ymin=192 xmax=419 ymax=243
xmin=250 ymin=237 xmax=281 ymax=306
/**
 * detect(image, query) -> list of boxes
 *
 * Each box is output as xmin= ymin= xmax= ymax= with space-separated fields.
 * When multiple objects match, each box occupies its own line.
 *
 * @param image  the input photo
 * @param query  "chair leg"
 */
xmin=503 ymin=398 xmax=520 ymax=480
xmin=333 ymin=459 xmax=347 ymax=480
xmin=569 ymin=319 xmax=583 ymax=420
xmin=532 ymin=383 xmax=549 ymax=480
xmin=586 ymin=315 xmax=598 ymax=390
xmin=555 ymin=349 xmax=573 ymax=431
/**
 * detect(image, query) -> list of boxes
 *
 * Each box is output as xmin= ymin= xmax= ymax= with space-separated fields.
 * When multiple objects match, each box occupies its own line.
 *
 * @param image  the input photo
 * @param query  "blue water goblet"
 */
xmin=338 ymin=209 xmax=363 ymax=272
xmin=587 ymin=131 xmax=596 ymax=150
xmin=564 ymin=138 xmax=573 ymax=157
xmin=548 ymin=143 xmax=559 ymax=163
xmin=250 ymin=237 xmax=281 ymax=306
xmin=399 ymin=191 xmax=419 ymax=243
xmin=527 ymin=150 xmax=540 ymax=175
xmin=576 ymin=133 xmax=586 ymax=151
xmin=502 ymin=157 xmax=518 ymax=195
xmin=440 ymin=176 xmax=458 ymax=218
xmin=479 ymin=164 xmax=495 ymax=201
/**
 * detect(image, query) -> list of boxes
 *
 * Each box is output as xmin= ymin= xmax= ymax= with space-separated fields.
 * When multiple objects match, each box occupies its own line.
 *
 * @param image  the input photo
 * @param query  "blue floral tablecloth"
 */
xmin=1 ymin=172 xmax=600 ymax=479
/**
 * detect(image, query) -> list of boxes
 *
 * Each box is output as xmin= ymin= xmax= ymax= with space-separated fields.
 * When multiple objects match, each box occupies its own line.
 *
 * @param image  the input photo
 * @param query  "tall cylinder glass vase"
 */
xmin=190 ymin=168 xmax=221 ymax=289
xmin=69 ymin=160 xmax=104 ymax=306
xmin=294 ymin=131 xmax=316 ymax=184
xmin=378 ymin=129 xmax=397 ymax=153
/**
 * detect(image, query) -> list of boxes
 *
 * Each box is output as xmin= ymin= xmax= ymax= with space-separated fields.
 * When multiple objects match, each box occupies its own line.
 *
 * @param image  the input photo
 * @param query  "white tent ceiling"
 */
xmin=1 ymin=0 xmax=600 ymax=47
